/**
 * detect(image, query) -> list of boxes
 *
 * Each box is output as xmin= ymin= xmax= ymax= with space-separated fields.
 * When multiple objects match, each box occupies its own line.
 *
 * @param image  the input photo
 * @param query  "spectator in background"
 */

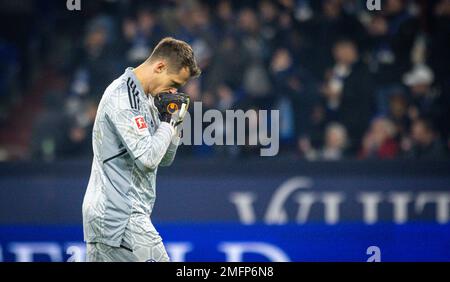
xmin=319 ymin=39 xmax=374 ymax=153
xmin=258 ymin=0 xmax=280 ymax=46
xmin=387 ymin=89 xmax=411 ymax=139
xmin=58 ymin=99 xmax=97 ymax=159
xmin=70 ymin=19 xmax=121 ymax=101
xmin=300 ymin=122 xmax=349 ymax=161
xmin=320 ymin=122 xmax=349 ymax=160
xmin=403 ymin=118 xmax=447 ymax=160
xmin=31 ymin=94 xmax=98 ymax=161
xmin=270 ymin=47 xmax=317 ymax=148
xmin=216 ymin=83 xmax=236 ymax=112
xmin=215 ymin=0 xmax=235 ymax=35
xmin=121 ymin=7 xmax=164 ymax=66
xmin=30 ymin=91 xmax=67 ymax=161
xmin=237 ymin=8 xmax=274 ymax=109
xmin=175 ymin=1 xmax=215 ymax=78
xmin=366 ymin=0 xmax=419 ymax=114
xmin=305 ymin=0 xmax=367 ymax=78
xmin=360 ymin=117 xmax=399 ymax=159
xmin=206 ymin=34 xmax=247 ymax=92
xmin=403 ymin=64 xmax=440 ymax=120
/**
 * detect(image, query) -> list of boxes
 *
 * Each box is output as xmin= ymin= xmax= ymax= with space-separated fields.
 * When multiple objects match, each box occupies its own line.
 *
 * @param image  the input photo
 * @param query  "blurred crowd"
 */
xmin=0 ymin=0 xmax=449 ymax=161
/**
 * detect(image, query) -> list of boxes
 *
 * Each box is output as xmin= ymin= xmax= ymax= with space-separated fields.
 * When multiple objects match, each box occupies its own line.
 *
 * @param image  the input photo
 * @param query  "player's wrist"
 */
xmin=171 ymin=126 xmax=182 ymax=145
xmin=160 ymin=121 xmax=176 ymax=137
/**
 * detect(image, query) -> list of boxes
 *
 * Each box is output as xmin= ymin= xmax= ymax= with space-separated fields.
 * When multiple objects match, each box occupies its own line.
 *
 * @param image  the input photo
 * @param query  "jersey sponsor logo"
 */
xmin=134 ymin=116 xmax=148 ymax=130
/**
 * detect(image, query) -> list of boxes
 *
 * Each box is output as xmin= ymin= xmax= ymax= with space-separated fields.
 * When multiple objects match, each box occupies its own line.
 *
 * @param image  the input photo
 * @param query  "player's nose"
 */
xmin=168 ymin=88 xmax=177 ymax=94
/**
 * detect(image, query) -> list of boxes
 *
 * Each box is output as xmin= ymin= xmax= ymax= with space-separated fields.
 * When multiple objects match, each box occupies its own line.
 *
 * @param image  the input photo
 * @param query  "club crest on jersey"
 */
xmin=167 ymin=102 xmax=179 ymax=114
xmin=134 ymin=116 xmax=148 ymax=131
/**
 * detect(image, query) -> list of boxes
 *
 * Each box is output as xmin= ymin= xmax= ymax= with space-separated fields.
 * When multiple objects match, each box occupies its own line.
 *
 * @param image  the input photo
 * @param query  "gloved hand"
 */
xmin=154 ymin=92 xmax=190 ymax=127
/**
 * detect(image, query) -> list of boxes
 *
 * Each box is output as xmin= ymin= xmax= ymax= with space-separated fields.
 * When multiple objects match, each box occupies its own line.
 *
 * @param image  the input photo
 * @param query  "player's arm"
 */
xmin=107 ymin=108 xmax=175 ymax=171
xmin=159 ymin=129 xmax=181 ymax=167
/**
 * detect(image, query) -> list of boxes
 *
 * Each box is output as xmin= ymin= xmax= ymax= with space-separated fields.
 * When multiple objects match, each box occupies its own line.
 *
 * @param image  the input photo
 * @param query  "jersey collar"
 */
xmin=125 ymin=67 xmax=149 ymax=103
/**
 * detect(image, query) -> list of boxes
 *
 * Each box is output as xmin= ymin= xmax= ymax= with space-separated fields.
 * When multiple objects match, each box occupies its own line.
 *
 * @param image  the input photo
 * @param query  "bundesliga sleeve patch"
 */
xmin=133 ymin=115 xmax=148 ymax=134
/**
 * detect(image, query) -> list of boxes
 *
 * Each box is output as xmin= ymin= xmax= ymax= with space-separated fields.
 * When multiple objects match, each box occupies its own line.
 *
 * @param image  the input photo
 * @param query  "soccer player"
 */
xmin=82 ymin=37 xmax=201 ymax=262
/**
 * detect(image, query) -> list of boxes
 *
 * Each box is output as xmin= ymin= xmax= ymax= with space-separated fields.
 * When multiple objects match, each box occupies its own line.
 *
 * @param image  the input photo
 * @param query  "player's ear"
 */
xmin=154 ymin=61 xmax=166 ymax=74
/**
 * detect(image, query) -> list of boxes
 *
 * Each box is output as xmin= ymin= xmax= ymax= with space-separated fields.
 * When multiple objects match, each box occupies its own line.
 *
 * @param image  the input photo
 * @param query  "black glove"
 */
xmin=154 ymin=92 xmax=190 ymax=127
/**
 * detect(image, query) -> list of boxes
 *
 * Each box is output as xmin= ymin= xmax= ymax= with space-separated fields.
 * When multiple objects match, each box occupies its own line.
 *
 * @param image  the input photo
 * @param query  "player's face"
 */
xmin=152 ymin=63 xmax=191 ymax=95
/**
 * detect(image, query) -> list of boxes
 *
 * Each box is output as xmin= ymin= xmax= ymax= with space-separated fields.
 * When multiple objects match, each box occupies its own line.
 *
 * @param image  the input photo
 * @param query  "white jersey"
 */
xmin=82 ymin=67 xmax=179 ymax=247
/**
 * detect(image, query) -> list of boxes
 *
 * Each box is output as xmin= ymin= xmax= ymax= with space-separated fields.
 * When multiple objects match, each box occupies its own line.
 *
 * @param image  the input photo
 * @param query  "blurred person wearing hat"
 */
xmin=403 ymin=64 xmax=445 ymax=136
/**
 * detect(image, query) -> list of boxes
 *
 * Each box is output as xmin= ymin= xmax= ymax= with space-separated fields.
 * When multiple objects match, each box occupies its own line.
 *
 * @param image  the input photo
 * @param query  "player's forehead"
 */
xmin=170 ymin=67 xmax=191 ymax=84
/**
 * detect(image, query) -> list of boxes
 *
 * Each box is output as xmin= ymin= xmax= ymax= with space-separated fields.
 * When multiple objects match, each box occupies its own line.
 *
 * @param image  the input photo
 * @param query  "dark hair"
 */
xmin=148 ymin=37 xmax=201 ymax=78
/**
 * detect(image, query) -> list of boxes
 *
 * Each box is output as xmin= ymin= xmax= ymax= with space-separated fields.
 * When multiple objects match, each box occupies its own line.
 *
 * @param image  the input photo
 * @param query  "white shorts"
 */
xmin=86 ymin=215 xmax=170 ymax=262
xmin=86 ymin=240 xmax=170 ymax=262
